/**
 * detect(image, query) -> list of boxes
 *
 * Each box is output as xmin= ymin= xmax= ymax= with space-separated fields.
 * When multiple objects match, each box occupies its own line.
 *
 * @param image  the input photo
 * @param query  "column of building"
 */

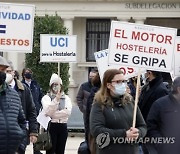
xmin=62 ymin=16 xmax=78 ymax=104
xmin=133 ymin=17 xmax=146 ymax=24
xmin=62 ymin=16 xmax=75 ymax=85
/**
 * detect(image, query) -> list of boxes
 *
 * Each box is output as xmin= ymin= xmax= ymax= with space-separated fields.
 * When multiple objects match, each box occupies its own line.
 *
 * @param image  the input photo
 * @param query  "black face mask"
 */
xmin=0 ymin=71 xmax=6 ymax=85
xmin=24 ymin=72 xmax=32 ymax=79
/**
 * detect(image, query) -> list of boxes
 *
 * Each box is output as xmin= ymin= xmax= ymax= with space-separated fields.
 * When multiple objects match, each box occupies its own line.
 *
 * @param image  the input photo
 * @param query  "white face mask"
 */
xmin=5 ymin=73 xmax=13 ymax=84
xmin=114 ymin=83 xmax=127 ymax=96
xmin=52 ymin=85 xmax=60 ymax=94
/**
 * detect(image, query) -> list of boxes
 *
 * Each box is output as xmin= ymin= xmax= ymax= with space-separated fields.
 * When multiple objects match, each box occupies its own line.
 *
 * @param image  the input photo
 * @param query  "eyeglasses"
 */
xmin=111 ymin=80 xmax=127 ymax=84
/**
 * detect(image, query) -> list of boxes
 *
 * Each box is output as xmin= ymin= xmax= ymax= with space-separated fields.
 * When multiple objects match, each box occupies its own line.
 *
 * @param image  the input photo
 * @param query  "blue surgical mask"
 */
xmin=114 ymin=83 xmax=126 ymax=96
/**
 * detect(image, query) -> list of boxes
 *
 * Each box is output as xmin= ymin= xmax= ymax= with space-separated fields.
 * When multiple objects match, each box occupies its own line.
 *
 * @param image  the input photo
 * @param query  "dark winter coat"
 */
xmin=90 ymin=94 xmax=147 ymax=154
xmin=76 ymin=81 xmax=93 ymax=114
xmin=138 ymin=77 xmax=168 ymax=121
xmin=22 ymin=79 xmax=43 ymax=115
xmin=15 ymin=79 xmax=38 ymax=135
xmin=128 ymin=81 xmax=136 ymax=99
xmin=0 ymin=83 xmax=26 ymax=154
xmin=13 ymin=79 xmax=38 ymax=152
xmin=85 ymin=86 xmax=100 ymax=142
xmin=147 ymin=93 xmax=180 ymax=154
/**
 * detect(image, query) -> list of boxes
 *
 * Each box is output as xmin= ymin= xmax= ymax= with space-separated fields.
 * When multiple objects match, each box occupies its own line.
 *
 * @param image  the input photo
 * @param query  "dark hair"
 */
xmin=147 ymin=70 xmax=162 ymax=78
xmin=14 ymin=70 xmax=20 ymax=80
xmin=22 ymin=68 xmax=33 ymax=79
xmin=90 ymin=67 xmax=98 ymax=73
xmin=92 ymin=72 xmax=101 ymax=88
xmin=172 ymin=77 xmax=180 ymax=94
xmin=50 ymin=83 xmax=64 ymax=93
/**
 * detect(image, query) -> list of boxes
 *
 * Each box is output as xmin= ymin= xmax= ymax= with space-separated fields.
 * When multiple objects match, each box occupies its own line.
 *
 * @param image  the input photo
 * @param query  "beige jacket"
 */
xmin=41 ymin=93 xmax=72 ymax=123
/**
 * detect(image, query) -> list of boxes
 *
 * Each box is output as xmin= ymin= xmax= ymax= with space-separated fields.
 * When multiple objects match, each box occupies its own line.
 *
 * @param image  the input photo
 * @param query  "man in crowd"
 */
xmin=0 ymin=56 xmax=26 ymax=154
xmin=147 ymin=77 xmax=180 ymax=154
xmin=139 ymin=70 xmax=169 ymax=121
xmin=76 ymin=68 xmax=98 ymax=121
xmin=138 ymin=70 xmax=169 ymax=154
xmin=6 ymin=61 xmax=38 ymax=154
xmin=76 ymin=68 xmax=98 ymax=144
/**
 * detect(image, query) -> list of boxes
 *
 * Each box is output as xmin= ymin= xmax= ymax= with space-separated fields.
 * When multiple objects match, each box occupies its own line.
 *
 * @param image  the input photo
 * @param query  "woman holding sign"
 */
xmin=90 ymin=69 xmax=146 ymax=154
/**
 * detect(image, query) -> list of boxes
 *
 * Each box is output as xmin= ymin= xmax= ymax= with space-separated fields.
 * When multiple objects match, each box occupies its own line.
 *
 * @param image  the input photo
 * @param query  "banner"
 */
xmin=108 ymin=21 xmax=177 ymax=72
xmin=94 ymin=49 xmax=144 ymax=80
xmin=40 ymin=34 xmax=77 ymax=62
xmin=0 ymin=3 xmax=35 ymax=53
xmin=174 ymin=37 xmax=180 ymax=76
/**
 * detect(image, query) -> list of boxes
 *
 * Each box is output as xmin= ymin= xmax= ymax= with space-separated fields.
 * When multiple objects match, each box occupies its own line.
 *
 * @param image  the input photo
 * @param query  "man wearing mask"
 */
xmin=22 ymin=68 xmax=43 ymax=115
xmin=6 ymin=61 xmax=38 ymax=154
xmin=147 ymin=77 xmax=180 ymax=154
xmin=139 ymin=70 xmax=169 ymax=121
xmin=138 ymin=70 xmax=169 ymax=154
xmin=0 ymin=56 xmax=26 ymax=154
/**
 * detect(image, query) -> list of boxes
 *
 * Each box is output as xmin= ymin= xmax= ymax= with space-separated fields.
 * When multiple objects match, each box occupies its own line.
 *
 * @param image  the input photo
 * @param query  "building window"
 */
xmin=178 ymin=29 xmax=180 ymax=36
xmin=0 ymin=52 xmax=3 ymax=56
xmin=86 ymin=19 xmax=111 ymax=62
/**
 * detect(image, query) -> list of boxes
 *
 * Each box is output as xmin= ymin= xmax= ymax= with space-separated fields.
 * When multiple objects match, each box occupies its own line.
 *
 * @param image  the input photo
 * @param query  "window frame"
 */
xmin=86 ymin=19 xmax=111 ymax=62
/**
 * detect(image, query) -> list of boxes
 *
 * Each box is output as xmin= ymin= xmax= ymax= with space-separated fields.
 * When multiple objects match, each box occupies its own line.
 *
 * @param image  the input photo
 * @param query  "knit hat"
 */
xmin=49 ymin=73 xmax=62 ymax=86
xmin=0 ymin=56 xmax=10 ymax=68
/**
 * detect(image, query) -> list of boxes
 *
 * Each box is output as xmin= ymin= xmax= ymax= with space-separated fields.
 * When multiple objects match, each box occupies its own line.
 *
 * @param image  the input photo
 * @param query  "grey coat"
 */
xmin=90 ymin=94 xmax=147 ymax=154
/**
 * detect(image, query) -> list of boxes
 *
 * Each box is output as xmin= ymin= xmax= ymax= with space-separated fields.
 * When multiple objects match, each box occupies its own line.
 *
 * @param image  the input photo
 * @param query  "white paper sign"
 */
xmin=0 ymin=3 xmax=35 ymax=53
xmin=94 ymin=49 xmax=143 ymax=80
xmin=174 ymin=37 xmax=180 ymax=76
xmin=40 ymin=34 xmax=77 ymax=62
xmin=108 ymin=21 xmax=177 ymax=72
xmin=37 ymin=111 xmax=51 ymax=130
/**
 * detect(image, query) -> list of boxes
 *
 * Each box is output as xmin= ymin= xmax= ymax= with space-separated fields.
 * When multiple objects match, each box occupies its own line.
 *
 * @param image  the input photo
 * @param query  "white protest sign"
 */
xmin=94 ymin=49 xmax=143 ymax=80
xmin=40 ymin=34 xmax=77 ymax=62
xmin=0 ymin=3 xmax=35 ymax=53
xmin=174 ymin=37 xmax=180 ymax=76
xmin=108 ymin=21 xmax=177 ymax=72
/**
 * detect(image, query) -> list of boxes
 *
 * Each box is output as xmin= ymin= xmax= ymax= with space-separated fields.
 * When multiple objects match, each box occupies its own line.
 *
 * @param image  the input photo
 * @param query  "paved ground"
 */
xmin=65 ymin=135 xmax=84 ymax=154
xmin=39 ymin=133 xmax=84 ymax=154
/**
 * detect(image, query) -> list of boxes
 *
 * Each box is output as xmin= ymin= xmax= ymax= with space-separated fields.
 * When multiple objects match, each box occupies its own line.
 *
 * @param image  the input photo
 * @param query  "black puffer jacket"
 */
xmin=0 ymin=84 xmax=26 ymax=154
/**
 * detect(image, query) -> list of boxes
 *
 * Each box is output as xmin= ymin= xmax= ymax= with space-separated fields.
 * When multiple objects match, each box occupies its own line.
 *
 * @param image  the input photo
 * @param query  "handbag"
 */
xmin=78 ymin=141 xmax=90 ymax=154
xmin=34 ymin=126 xmax=52 ymax=151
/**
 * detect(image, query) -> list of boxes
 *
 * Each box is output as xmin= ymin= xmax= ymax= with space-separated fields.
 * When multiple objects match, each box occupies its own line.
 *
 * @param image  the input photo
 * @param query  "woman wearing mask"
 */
xmin=41 ymin=73 xmax=72 ymax=154
xmin=90 ymin=69 xmax=146 ymax=154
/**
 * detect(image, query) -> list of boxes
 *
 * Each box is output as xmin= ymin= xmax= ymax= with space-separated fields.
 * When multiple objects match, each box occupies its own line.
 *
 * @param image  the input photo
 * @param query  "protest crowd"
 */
xmin=1 ymin=2 xmax=180 ymax=154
